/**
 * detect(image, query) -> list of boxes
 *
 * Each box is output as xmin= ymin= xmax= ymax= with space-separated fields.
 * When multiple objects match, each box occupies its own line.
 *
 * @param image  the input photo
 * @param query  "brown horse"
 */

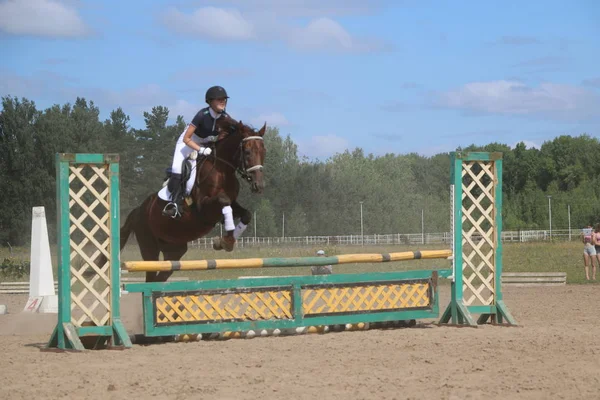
xmin=119 ymin=116 xmax=267 ymax=282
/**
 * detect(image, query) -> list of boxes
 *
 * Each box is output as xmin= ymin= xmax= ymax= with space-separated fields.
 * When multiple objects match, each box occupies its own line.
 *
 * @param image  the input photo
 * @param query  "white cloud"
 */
xmin=583 ymin=77 xmax=600 ymax=88
xmin=168 ymin=99 xmax=202 ymax=122
xmin=84 ymin=84 xmax=168 ymax=113
xmin=0 ymin=0 xmax=89 ymax=38
xmin=161 ymin=6 xmax=255 ymax=41
xmin=182 ymin=0 xmax=389 ymax=17
xmin=287 ymin=18 xmax=352 ymax=51
xmin=100 ymin=86 xmax=208 ymax=124
xmin=0 ymin=70 xmax=196 ymax=126
xmin=298 ymin=134 xmax=350 ymax=159
xmin=0 ymin=68 xmax=290 ymax=127
xmin=0 ymin=70 xmax=293 ymax=131
xmin=0 ymin=69 xmax=78 ymax=99
xmin=249 ymin=112 xmax=289 ymax=128
xmin=414 ymin=144 xmax=455 ymax=157
xmin=160 ymin=6 xmax=387 ymax=52
xmin=435 ymin=80 xmax=600 ymax=120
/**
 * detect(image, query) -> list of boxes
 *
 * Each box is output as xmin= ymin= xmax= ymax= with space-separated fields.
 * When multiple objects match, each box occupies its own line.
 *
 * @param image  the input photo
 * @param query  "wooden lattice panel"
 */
xmin=303 ymin=281 xmax=431 ymax=316
xmin=68 ymin=164 xmax=113 ymax=327
xmin=460 ymin=161 xmax=496 ymax=306
xmin=154 ymin=288 xmax=293 ymax=324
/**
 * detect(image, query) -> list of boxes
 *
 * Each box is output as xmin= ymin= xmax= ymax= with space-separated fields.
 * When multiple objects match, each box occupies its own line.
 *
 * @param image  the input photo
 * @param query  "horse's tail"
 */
xmin=120 ymin=206 xmax=139 ymax=251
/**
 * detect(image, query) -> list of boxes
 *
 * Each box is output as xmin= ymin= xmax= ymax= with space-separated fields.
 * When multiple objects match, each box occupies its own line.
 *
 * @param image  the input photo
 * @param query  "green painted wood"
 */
xmin=124 ymin=269 xmax=442 ymax=294
xmin=495 ymin=300 xmax=518 ymax=325
xmin=440 ymin=152 xmax=466 ymax=325
xmin=440 ymin=152 xmax=516 ymax=327
xmin=453 ymin=151 xmax=503 ymax=162
xmin=56 ymin=153 xmax=119 ymax=164
xmin=437 ymin=269 xmax=453 ymax=278
xmin=78 ymin=326 xmax=114 ymax=336
xmin=48 ymin=152 xmax=517 ymax=348
xmin=47 ymin=154 xmax=131 ymax=350
xmin=47 ymin=155 xmax=74 ymax=350
xmin=292 ymin=284 xmax=304 ymax=328
xmin=61 ymin=323 xmax=85 ymax=351
xmin=108 ymin=158 xmax=131 ymax=348
xmin=143 ymin=293 xmax=155 ymax=338
xmin=465 ymin=305 xmax=497 ymax=314
xmin=144 ymin=308 xmax=441 ymax=337
xmin=112 ymin=320 xmax=132 ymax=347
xmin=495 ymin=158 xmax=507 ymax=305
xmin=128 ymin=270 xmax=439 ymax=337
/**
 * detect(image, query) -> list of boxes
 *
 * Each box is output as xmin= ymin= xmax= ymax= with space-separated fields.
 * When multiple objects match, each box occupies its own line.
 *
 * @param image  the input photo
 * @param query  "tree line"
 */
xmin=1 ymin=95 xmax=599 ymax=246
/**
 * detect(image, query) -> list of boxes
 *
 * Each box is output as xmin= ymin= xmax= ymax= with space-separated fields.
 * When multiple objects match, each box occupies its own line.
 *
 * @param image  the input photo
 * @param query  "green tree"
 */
xmin=255 ymin=199 xmax=277 ymax=237
xmin=286 ymin=206 xmax=309 ymax=237
xmin=0 ymin=96 xmax=41 ymax=245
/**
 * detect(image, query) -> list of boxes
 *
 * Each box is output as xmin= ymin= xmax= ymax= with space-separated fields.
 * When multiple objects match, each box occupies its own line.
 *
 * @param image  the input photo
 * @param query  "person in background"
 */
xmin=311 ymin=250 xmax=333 ymax=275
xmin=593 ymin=223 xmax=600 ymax=279
xmin=582 ymin=225 xmax=597 ymax=281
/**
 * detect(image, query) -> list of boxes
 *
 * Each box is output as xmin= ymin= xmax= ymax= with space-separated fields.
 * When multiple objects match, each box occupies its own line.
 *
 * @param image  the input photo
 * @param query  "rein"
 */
xmin=195 ymin=133 xmax=264 ymax=186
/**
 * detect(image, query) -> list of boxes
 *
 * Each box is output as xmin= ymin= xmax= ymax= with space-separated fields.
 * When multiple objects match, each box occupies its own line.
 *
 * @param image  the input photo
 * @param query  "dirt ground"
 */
xmin=1 ymin=285 xmax=599 ymax=400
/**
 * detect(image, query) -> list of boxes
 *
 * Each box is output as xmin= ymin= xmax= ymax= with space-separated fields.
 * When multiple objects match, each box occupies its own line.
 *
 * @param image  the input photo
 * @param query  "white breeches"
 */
xmin=158 ymin=131 xmax=198 ymax=201
xmin=157 ymin=129 xmax=248 ymax=237
xmin=171 ymin=136 xmax=198 ymax=195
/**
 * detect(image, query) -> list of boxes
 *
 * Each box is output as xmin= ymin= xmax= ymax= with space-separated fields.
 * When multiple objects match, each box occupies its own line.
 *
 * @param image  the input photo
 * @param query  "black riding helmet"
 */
xmin=205 ymin=86 xmax=229 ymax=103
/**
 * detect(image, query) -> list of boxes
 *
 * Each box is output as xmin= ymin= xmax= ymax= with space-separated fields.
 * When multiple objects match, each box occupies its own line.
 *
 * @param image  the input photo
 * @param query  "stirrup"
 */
xmin=162 ymin=202 xmax=181 ymax=219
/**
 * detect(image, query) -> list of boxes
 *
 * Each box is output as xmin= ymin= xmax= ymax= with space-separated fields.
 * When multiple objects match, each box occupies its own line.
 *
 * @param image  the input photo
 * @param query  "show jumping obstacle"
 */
xmin=46 ymin=151 xmax=516 ymax=351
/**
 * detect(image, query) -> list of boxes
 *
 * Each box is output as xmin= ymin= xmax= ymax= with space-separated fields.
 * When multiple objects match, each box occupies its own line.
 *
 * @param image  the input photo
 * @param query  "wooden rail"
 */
xmin=501 ymin=272 xmax=567 ymax=287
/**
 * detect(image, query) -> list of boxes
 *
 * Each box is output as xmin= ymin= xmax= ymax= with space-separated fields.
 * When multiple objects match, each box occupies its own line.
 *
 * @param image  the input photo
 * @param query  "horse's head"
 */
xmin=215 ymin=116 xmax=267 ymax=194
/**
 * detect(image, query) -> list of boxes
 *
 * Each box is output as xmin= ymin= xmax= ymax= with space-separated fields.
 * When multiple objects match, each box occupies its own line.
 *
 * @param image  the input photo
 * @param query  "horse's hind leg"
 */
xmin=133 ymin=226 xmax=162 ymax=282
xmin=141 ymin=247 xmax=161 ymax=283
xmin=155 ymin=242 xmax=188 ymax=283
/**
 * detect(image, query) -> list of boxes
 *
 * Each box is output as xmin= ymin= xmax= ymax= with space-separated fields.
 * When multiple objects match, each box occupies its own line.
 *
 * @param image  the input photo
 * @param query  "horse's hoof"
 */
xmin=212 ymin=236 xmax=223 ymax=251
xmin=221 ymin=236 xmax=235 ymax=252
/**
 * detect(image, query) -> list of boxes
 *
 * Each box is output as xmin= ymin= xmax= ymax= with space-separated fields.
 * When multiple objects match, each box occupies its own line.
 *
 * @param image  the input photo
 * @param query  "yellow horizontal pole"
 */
xmin=122 ymin=249 xmax=452 ymax=272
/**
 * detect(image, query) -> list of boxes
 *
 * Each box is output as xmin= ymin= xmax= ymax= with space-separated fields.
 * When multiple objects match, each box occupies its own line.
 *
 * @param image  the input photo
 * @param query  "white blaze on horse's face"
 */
xmin=242 ymin=123 xmax=266 ymax=194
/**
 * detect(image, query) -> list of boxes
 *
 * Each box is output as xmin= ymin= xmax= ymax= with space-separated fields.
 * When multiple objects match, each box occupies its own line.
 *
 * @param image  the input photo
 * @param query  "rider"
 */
xmin=162 ymin=85 xmax=232 ymax=218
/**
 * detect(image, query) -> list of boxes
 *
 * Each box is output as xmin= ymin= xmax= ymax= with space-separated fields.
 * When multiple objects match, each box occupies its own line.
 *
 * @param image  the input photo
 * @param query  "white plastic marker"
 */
xmin=24 ymin=207 xmax=58 ymax=313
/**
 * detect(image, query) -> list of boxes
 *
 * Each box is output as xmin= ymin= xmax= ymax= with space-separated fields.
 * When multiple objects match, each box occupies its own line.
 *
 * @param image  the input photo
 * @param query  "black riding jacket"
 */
xmin=190 ymin=107 xmax=231 ymax=138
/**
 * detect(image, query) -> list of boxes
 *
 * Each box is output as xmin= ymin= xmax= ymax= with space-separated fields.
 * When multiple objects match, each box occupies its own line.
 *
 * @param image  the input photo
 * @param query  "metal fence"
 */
xmin=188 ymin=229 xmax=580 ymax=249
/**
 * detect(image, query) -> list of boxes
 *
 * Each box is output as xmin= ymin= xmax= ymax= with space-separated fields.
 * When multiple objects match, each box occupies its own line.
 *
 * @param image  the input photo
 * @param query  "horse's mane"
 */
xmin=215 ymin=114 xmax=256 ymax=137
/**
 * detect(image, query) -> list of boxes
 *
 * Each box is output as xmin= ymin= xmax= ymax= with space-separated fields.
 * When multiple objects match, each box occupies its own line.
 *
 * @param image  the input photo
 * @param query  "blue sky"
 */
xmin=2 ymin=0 xmax=599 ymax=159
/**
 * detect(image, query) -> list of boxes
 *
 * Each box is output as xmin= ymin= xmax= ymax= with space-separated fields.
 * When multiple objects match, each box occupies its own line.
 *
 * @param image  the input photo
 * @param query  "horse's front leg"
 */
xmin=210 ymin=193 xmax=236 ymax=252
xmin=231 ymin=200 xmax=252 ymax=240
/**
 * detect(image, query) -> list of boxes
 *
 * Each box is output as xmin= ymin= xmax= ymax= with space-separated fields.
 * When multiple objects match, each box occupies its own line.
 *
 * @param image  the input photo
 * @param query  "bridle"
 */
xmin=195 ymin=132 xmax=264 ymax=186
xmin=237 ymin=136 xmax=264 ymax=182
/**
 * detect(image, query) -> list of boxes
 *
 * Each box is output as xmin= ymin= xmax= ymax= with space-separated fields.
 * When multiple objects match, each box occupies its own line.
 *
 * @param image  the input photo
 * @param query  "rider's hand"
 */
xmin=199 ymin=147 xmax=212 ymax=156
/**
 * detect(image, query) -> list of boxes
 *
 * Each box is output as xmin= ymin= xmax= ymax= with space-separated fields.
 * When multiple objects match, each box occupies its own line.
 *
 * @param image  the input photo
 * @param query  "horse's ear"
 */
xmin=258 ymin=122 xmax=267 ymax=136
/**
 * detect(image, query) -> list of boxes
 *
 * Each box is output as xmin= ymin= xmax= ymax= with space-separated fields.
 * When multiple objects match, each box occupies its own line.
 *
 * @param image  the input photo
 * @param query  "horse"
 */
xmin=118 ymin=116 xmax=267 ymax=282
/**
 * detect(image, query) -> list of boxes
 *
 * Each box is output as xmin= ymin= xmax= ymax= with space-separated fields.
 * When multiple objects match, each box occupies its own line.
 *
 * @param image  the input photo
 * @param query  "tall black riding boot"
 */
xmin=162 ymin=173 xmax=184 ymax=218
